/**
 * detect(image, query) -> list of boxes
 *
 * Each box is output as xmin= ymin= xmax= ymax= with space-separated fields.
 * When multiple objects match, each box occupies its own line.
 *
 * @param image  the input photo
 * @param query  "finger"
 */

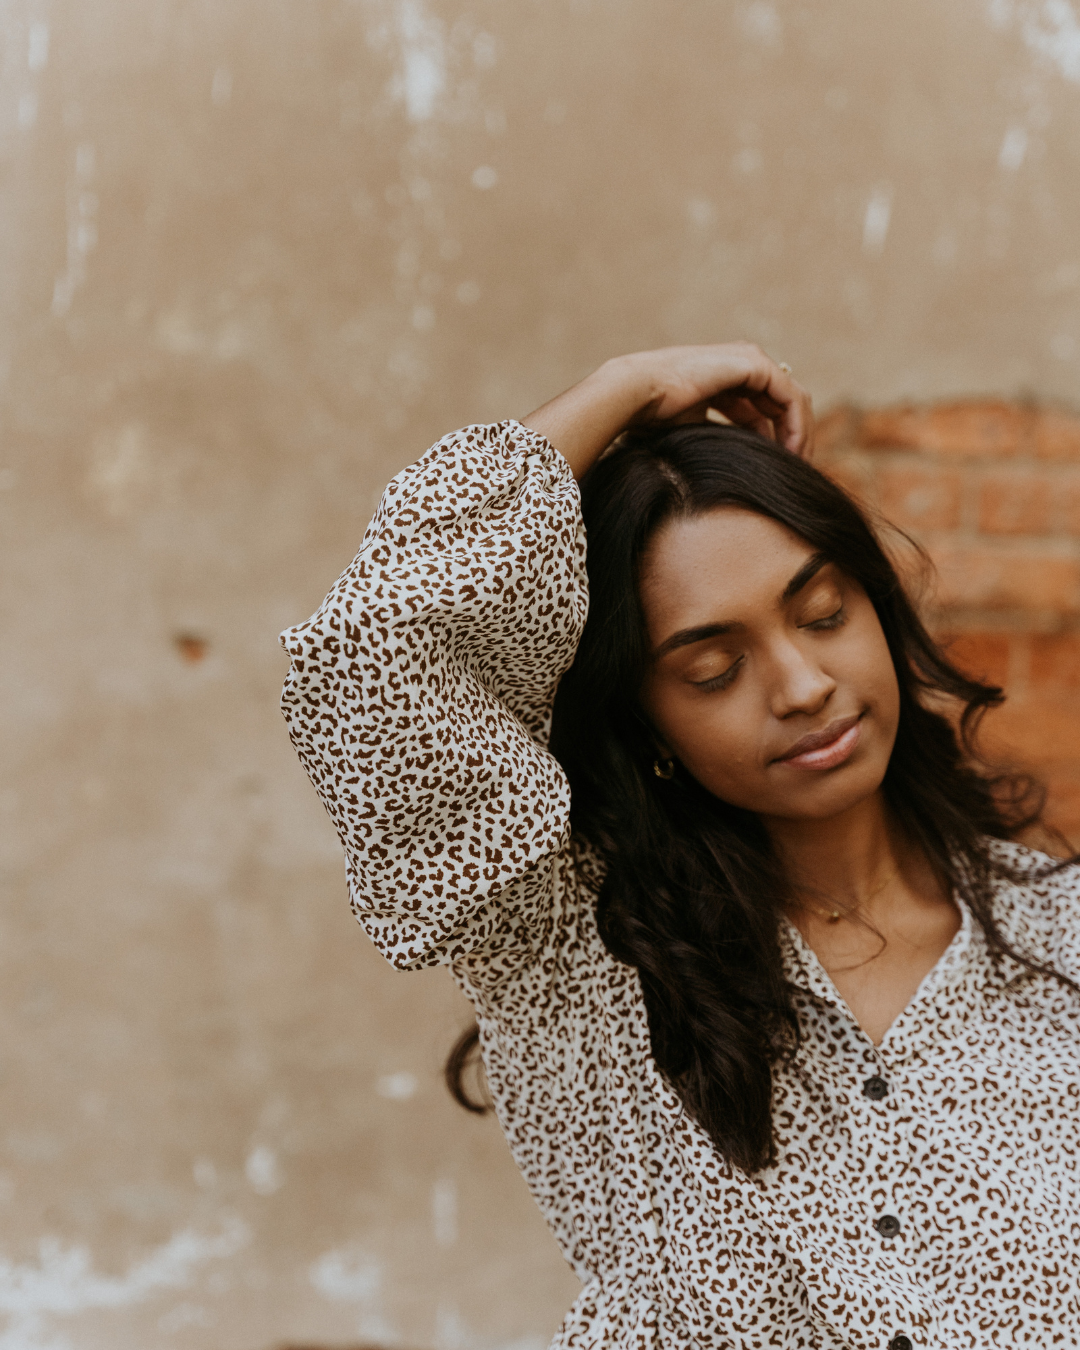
xmin=766 ymin=377 xmax=813 ymax=458
xmin=666 ymin=397 xmax=716 ymax=426
xmin=714 ymin=393 xmax=778 ymax=441
xmin=783 ymin=385 xmax=815 ymax=459
xmin=735 ymin=351 xmax=815 ymax=457
xmin=741 ymin=390 xmax=786 ymax=418
xmin=740 ymin=388 xmax=806 ymax=447
xmin=775 ymin=381 xmax=814 ymax=459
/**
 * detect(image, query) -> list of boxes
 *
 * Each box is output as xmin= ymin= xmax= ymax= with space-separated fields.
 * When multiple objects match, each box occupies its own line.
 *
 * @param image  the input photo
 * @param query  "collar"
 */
xmin=778 ymin=896 xmax=981 ymax=1057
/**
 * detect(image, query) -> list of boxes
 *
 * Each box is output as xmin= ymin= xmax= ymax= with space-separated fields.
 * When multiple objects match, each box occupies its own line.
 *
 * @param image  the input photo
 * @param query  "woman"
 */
xmin=280 ymin=344 xmax=1080 ymax=1350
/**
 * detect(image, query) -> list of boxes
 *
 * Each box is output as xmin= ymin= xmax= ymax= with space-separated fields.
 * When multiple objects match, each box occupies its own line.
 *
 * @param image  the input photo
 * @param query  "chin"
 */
xmin=744 ymin=758 xmax=890 ymax=822
xmin=785 ymin=767 xmax=888 ymax=821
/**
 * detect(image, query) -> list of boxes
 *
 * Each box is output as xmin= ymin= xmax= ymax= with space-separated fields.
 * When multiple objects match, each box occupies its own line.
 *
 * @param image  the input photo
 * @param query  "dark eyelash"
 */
xmin=690 ymin=609 xmax=843 ymax=691
xmin=803 ymin=606 xmax=846 ymax=632
xmin=693 ymin=654 xmax=745 ymax=692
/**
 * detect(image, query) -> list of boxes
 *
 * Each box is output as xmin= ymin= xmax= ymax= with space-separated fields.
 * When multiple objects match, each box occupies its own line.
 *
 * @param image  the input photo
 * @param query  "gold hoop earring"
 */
xmin=653 ymin=758 xmax=675 ymax=780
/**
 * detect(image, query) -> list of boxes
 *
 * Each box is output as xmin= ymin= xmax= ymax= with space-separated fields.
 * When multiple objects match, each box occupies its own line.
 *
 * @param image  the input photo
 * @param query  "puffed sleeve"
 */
xmin=279 ymin=420 xmax=588 ymax=971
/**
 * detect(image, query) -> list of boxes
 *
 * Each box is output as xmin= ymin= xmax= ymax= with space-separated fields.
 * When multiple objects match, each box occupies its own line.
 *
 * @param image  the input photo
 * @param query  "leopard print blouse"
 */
xmin=280 ymin=421 xmax=1080 ymax=1350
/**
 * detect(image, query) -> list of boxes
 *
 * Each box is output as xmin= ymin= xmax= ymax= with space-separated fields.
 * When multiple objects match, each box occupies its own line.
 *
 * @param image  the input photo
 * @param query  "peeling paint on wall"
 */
xmin=27 ymin=21 xmax=48 ymax=71
xmin=990 ymin=0 xmax=1080 ymax=81
xmin=395 ymin=0 xmax=445 ymax=121
xmin=309 ymin=1248 xmax=397 ymax=1344
xmin=862 ymin=185 xmax=893 ymax=256
xmin=0 ymin=1219 xmax=247 ymax=1350
xmin=432 ymin=1178 xmax=458 ymax=1249
xmin=51 ymin=143 xmax=97 ymax=317
xmin=244 ymin=1145 xmax=283 ymax=1196
xmin=999 ymin=124 xmax=1030 ymax=169
xmin=376 ymin=1070 xmax=419 ymax=1100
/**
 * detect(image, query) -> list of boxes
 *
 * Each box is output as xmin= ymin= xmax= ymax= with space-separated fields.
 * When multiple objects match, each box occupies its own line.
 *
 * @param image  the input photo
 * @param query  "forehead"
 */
xmin=639 ymin=506 xmax=817 ymax=631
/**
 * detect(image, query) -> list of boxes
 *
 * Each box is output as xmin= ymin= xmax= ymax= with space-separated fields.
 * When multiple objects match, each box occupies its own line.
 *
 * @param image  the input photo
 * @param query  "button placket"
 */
xmin=859 ymin=1044 xmax=917 ymax=1262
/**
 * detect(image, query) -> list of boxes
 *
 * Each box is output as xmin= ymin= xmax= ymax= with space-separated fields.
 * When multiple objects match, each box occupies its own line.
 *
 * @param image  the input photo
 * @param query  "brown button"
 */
xmin=863 ymin=1075 xmax=889 ymax=1100
xmin=874 ymin=1214 xmax=902 ymax=1238
xmin=888 ymin=1337 xmax=913 ymax=1350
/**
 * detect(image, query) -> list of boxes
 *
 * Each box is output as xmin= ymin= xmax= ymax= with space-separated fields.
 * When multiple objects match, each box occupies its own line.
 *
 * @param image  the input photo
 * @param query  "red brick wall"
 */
xmin=816 ymin=401 xmax=1080 ymax=846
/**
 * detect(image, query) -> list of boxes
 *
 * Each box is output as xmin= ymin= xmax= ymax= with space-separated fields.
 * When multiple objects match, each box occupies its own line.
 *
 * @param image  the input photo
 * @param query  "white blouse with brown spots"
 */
xmin=281 ymin=421 xmax=1080 ymax=1350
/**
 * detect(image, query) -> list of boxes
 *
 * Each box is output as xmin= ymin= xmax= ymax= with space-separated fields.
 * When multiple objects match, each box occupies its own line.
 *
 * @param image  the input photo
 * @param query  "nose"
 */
xmin=767 ymin=636 xmax=836 ymax=720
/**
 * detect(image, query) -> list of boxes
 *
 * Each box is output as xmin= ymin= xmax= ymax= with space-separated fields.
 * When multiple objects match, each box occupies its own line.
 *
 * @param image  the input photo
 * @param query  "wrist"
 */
xmin=596 ymin=352 xmax=658 ymax=420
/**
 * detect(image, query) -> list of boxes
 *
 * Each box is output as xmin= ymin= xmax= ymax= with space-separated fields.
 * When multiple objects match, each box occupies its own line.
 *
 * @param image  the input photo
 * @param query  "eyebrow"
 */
xmin=652 ymin=552 xmax=832 ymax=658
xmin=781 ymin=551 xmax=830 ymax=602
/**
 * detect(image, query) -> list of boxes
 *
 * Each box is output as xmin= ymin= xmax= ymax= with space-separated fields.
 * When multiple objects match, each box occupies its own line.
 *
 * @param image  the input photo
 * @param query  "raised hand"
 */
xmin=521 ymin=343 xmax=813 ymax=480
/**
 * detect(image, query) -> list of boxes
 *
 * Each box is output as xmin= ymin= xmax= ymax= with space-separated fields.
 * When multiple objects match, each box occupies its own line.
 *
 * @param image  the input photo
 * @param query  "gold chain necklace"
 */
xmin=789 ymin=865 xmax=900 ymax=925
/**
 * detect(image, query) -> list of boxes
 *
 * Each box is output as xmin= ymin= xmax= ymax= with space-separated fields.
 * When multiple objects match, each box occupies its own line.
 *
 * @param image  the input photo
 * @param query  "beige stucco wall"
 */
xmin=2 ymin=2 xmax=1079 ymax=1346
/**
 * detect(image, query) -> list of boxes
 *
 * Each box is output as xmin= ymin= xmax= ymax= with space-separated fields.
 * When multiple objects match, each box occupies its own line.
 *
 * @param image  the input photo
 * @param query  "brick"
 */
xmin=886 ymin=540 xmax=933 ymax=603
xmin=878 ymin=464 xmax=963 ymax=532
xmin=850 ymin=396 xmax=1080 ymax=852
xmin=977 ymin=469 xmax=1055 ymax=536
xmin=939 ymin=632 xmax=1012 ymax=687
xmin=1029 ymin=633 xmax=1080 ymax=695
xmin=1040 ymin=770 xmax=1080 ymax=849
xmin=1033 ymin=407 xmax=1080 ymax=462
xmin=822 ymin=452 xmax=874 ymax=504
xmin=931 ymin=544 xmax=1080 ymax=614
xmin=975 ymin=715 xmax=1080 ymax=846
xmin=1058 ymin=470 xmax=1080 ymax=535
xmin=860 ymin=401 xmax=1026 ymax=457
xmin=980 ymin=701 xmax=1080 ymax=764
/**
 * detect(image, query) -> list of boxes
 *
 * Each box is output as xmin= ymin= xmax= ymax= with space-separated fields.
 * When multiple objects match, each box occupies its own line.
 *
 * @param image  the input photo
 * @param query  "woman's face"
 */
xmin=638 ymin=507 xmax=900 ymax=824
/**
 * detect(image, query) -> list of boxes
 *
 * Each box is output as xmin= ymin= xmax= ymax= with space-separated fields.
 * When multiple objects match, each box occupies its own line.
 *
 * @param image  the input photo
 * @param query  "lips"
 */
xmin=773 ymin=713 xmax=863 ymax=771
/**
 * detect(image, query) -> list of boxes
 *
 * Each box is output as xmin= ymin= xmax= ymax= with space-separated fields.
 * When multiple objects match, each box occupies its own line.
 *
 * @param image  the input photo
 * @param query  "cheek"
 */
xmin=850 ymin=617 xmax=901 ymax=737
xmin=643 ymin=611 xmax=901 ymax=812
xmin=648 ymin=684 xmax=765 ymax=790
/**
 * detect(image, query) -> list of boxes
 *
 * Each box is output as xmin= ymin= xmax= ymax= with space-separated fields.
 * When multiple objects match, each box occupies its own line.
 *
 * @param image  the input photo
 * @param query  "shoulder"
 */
xmin=379 ymin=419 xmax=574 ymax=516
xmin=985 ymin=837 xmax=1080 ymax=972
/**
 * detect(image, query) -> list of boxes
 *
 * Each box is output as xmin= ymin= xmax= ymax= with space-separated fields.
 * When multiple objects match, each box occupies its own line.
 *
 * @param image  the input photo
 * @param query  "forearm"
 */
xmin=520 ymin=355 xmax=654 ymax=481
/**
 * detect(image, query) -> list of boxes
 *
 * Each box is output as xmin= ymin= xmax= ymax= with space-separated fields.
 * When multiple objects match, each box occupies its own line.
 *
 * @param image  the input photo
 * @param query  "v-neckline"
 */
xmin=780 ymin=898 xmax=975 ymax=1049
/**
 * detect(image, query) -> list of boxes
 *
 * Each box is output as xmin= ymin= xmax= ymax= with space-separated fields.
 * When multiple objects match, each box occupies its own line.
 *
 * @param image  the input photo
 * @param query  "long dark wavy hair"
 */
xmin=446 ymin=421 xmax=1072 ymax=1170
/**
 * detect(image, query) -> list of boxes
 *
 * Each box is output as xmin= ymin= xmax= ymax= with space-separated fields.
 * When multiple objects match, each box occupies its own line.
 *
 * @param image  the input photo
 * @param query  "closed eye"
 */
xmin=801 ymin=606 xmax=846 ymax=632
xmin=691 ymin=654 xmax=745 ymax=692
